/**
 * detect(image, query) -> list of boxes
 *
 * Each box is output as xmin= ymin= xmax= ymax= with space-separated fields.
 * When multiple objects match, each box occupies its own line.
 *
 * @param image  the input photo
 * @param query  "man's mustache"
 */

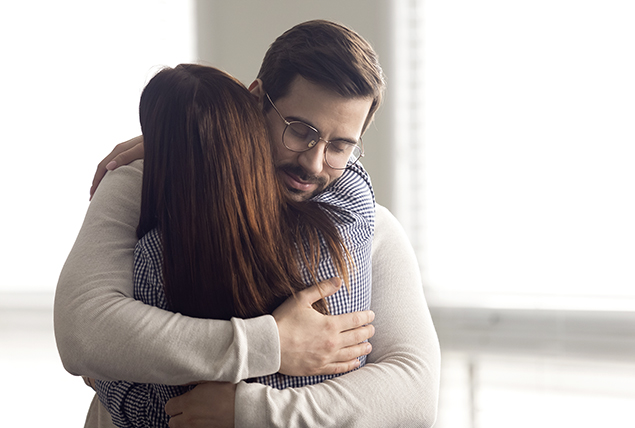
xmin=278 ymin=165 xmax=327 ymax=187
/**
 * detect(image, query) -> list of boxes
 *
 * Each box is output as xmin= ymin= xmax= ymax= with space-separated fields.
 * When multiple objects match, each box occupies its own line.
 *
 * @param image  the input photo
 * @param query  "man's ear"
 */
xmin=248 ymin=79 xmax=265 ymax=107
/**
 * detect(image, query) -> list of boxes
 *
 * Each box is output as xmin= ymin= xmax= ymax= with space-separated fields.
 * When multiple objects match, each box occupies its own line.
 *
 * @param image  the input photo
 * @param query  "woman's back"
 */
xmin=94 ymin=64 xmax=375 ymax=427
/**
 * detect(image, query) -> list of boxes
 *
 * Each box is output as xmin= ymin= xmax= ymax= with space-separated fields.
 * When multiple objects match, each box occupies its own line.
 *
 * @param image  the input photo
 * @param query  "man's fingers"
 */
xmin=317 ymin=340 xmax=373 ymax=376
xmin=89 ymin=136 xmax=144 ymax=200
xmin=324 ymin=335 xmax=374 ymax=375
xmin=299 ymin=277 xmax=342 ymax=306
xmin=168 ymin=414 xmax=184 ymax=428
xmin=117 ymin=135 xmax=144 ymax=151
xmin=323 ymin=357 xmax=363 ymax=375
xmin=333 ymin=309 xmax=375 ymax=333
xmin=344 ymin=322 xmax=375 ymax=342
xmin=165 ymin=393 xmax=184 ymax=417
xmin=113 ymin=141 xmax=145 ymax=169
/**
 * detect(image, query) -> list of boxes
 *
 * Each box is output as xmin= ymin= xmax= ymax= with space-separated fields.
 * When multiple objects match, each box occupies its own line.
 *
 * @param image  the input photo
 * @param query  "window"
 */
xmin=0 ymin=0 xmax=195 ymax=292
xmin=394 ymin=2 xmax=635 ymax=426
xmin=395 ymin=0 xmax=635 ymax=310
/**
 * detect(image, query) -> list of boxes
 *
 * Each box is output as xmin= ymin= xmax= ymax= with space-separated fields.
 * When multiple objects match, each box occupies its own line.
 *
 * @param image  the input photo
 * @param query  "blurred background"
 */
xmin=1 ymin=0 xmax=634 ymax=426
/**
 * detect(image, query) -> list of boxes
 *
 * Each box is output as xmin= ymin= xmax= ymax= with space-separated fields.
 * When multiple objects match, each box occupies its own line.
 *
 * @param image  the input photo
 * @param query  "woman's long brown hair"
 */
xmin=137 ymin=64 xmax=349 ymax=319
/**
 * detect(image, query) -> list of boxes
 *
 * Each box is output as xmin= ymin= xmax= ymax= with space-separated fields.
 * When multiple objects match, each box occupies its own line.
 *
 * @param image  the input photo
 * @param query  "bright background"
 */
xmin=0 ymin=0 xmax=196 ymax=294
xmin=420 ymin=0 xmax=635 ymax=310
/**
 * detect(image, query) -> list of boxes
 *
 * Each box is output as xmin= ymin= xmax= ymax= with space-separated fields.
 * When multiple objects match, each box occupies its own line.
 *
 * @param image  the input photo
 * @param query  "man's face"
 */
xmin=262 ymin=77 xmax=372 ymax=201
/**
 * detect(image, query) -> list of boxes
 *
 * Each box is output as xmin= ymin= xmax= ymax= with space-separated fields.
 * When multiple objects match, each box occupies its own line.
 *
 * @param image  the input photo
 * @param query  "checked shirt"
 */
xmin=95 ymin=163 xmax=374 ymax=428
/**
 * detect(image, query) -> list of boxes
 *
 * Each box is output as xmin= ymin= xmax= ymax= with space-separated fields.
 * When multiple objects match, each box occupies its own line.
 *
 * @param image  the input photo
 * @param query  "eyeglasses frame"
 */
xmin=265 ymin=93 xmax=364 ymax=170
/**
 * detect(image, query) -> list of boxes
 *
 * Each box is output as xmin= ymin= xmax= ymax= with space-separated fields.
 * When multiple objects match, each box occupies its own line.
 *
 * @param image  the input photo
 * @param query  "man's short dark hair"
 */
xmin=258 ymin=20 xmax=386 ymax=133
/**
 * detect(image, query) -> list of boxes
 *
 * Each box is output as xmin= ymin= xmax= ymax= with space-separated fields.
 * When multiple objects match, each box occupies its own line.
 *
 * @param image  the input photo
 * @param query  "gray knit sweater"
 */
xmin=55 ymin=160 xmax=440 ymax=427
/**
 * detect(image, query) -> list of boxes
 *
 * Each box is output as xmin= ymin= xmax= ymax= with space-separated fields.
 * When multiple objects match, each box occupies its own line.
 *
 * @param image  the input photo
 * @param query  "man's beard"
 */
xmin=276 ymin=163 xmax=329 ymax=201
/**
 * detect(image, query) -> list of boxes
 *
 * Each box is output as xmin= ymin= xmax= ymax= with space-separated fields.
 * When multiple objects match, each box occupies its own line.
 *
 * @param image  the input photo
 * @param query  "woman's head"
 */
xmin=137 ymin=64 xmax=348 ymax=319
xmin=139 ymin=64 xmax=280 ymax=235
xmin=138 ymin=65 xmax=290 ymax=318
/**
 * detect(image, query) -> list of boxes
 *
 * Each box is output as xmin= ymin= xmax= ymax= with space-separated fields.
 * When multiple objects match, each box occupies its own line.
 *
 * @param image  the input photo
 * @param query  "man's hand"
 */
xmin=82 ymin=376 xmax=96 ymax=390
xmin=89 ymin=136 xmax=144 ymax=199
xmin=274 ymin=278 xmax=375 ymax=377
xmin=165 ymin=382 xmax=236 ymax=428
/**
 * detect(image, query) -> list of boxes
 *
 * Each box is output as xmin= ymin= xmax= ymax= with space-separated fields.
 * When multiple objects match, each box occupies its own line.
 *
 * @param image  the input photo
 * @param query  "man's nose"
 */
xmin=297 ymin=141 xmax=328 ymax=175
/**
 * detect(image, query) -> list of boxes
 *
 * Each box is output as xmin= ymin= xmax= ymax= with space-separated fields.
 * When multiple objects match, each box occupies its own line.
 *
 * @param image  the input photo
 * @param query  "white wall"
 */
xmin=191 ymin=0 xmax=397 ymax=208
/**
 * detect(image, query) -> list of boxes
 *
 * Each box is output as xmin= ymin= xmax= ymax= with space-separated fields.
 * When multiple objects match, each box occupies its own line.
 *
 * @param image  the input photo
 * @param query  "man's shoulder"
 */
xmin=100 ymin=159 xmax=144 ymax=191
xmin=88 ymin=160 xmax=144 ymax=222
xmin=372 ymin=204 xmax=409 ymax=256
xmin=374 ymin=204 xmax=396 ymax=235
xmin=118 ymin=159 xmax=144 ymax=175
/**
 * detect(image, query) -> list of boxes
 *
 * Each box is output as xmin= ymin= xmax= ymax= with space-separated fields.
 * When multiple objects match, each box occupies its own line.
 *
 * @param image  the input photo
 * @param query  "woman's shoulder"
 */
xmin=313 ymin=162 xmax=375 ymax=224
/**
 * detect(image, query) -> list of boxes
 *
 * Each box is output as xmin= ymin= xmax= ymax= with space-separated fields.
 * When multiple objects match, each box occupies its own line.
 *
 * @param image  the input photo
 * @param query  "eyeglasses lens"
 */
xmin=283 ymin=122 xmax=362 ymax=169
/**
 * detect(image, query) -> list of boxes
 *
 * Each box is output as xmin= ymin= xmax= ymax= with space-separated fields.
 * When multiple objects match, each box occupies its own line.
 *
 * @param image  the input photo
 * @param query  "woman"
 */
xmin=94 ymin=64 xmax=374 ymax=427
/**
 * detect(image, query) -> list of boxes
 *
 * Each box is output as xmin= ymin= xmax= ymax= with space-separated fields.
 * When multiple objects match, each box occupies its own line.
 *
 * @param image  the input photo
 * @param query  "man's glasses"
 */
xmin=266 ymin=93 xmax=364 ymax=170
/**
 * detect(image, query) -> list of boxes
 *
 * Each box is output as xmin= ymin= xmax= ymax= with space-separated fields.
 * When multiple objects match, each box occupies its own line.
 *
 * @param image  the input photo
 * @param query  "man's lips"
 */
xmin=280 ymin=170 xmax=317 ymax=192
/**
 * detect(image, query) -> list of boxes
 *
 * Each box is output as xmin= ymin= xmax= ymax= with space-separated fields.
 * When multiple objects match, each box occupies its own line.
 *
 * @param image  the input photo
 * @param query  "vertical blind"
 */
xmin=394 ymin=0 xmax=635 ymax=310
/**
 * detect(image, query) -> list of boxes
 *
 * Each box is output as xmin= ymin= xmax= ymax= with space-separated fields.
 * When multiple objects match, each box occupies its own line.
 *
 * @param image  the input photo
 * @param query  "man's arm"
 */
xmin=55 ymin=160 xmax=374 ymax=384
xmin=89 ymin=136 xmax=143 ymax=200
xmin=230 ymin=204 xmax=440 ymax=427
xmin=166 ymin=205 xmax=440 ymax=427
xmin=56 ymin=160 xmax=278 ymax=383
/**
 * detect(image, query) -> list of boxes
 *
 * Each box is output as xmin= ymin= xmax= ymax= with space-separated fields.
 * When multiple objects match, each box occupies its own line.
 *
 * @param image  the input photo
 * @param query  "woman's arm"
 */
xmin=232 ymin=205 xmax=441 ymax=427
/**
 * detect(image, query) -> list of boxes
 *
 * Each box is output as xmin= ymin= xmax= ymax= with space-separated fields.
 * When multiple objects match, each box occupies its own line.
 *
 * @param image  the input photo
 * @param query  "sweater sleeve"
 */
xmin=53 ymin=160 xmax=281 ymax=384
xmin=234 ymin=205 xmax=441 ymax=427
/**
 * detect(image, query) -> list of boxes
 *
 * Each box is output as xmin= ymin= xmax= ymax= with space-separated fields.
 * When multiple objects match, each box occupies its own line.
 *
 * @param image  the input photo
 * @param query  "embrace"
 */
xmin=55 ymin=20 xmax=440 ymax=428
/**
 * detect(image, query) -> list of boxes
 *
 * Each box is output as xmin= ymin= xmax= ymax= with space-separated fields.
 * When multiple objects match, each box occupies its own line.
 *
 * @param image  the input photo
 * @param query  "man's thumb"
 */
xmin=302 ymin=277 xmax=342 ymax=305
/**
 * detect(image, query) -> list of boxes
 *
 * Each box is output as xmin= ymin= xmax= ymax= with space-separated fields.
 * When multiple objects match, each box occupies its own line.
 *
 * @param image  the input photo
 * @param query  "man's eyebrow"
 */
xmin=286 ymin=115 xmax=360 ymax=145
xmin=285 ymin=115 xmax=317 ymax=128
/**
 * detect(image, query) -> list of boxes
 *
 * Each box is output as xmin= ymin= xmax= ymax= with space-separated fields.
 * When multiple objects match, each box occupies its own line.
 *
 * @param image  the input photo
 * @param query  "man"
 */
xmin=55 ymin=20 xmax=440 ymax=427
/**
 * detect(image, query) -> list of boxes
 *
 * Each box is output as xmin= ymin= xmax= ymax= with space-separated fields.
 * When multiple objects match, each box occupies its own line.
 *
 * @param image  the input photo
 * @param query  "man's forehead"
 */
xmin=276 ymin=78 xmax=370 ymax=126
